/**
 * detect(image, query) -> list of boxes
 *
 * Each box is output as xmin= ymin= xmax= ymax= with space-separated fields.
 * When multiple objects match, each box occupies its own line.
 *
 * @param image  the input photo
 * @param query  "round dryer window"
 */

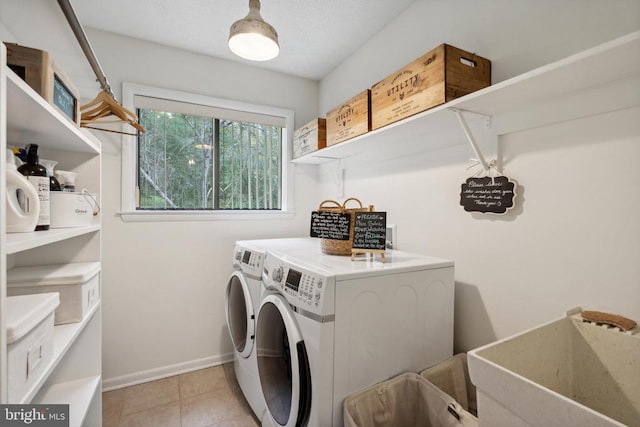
xmin=257 ymin=294 xmax=311 ymax=427
xmin=225 ymin=271 xmax=255 ymax=357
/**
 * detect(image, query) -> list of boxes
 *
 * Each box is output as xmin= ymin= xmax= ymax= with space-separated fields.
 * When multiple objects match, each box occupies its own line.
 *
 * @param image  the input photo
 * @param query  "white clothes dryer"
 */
xmin=257 ymin=239 xmax=455 ymax=427
xmin=226 ymin=241 xmax=268 ymax=419
xmin=226 ymin=239 xmax=319 ymax=419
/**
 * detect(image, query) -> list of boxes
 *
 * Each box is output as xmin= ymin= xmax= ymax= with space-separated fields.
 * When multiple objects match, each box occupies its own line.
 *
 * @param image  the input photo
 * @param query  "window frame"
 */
xmin=120 ymin=82 xmax=295 ymax=222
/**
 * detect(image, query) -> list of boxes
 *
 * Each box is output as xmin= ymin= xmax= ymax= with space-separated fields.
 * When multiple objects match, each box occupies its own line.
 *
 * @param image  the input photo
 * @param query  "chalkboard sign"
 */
xmin=53 ymin=74 xmax=77 ymax=122
xmin=352 ymin=212 xmax=387 ymax=250
xmin=460 ymin=176 xmax=517 ymax=214
xmin=310 ymin=211 xmax=351 ymax=240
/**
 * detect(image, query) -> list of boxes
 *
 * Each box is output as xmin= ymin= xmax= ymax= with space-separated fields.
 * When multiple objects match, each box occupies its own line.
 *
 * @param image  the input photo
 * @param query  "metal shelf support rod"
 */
xmin=451 ymin=108 xmax=491 ymax=171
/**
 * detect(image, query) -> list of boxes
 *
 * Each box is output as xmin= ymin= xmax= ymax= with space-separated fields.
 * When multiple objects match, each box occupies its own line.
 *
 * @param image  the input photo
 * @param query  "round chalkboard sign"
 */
xmin=460 ymin=176 xmax=517 ymax=214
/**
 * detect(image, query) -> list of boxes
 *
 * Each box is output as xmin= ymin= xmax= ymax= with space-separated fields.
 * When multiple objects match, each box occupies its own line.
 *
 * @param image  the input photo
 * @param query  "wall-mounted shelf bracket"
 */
xmin=320 ymin=159 xmax=345 ymax=198
xmin=450 ymin=108 xmax=493 ymax=171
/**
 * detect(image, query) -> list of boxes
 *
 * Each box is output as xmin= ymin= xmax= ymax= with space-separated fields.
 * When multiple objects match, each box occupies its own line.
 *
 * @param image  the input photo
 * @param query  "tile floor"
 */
xmin=102 ymin=363 xmax=260 ymax=427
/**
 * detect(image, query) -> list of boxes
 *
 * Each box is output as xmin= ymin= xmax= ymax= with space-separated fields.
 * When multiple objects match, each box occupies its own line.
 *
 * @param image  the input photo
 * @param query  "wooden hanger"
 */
xmin=82 ymin=91 xmax=137 ymax=121
xmin=80 ymin=90 xmax=145 ymax=134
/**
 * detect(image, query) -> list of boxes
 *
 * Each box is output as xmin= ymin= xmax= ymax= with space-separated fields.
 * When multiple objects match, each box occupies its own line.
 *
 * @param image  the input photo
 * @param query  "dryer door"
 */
xmin=257 ymin=294 xmax=312 ymax=427
xmin=225 ymin=271 xmax=255 ymax=358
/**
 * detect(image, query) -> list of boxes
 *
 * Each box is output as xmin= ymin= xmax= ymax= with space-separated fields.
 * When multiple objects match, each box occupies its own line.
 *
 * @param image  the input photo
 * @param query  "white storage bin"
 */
xmin=7 ymin=293 xmax=59 ymax=403
xmin=7 ymin=262 xmax=101 ymax=325
xmin=50 ymin=191 xmax=99 ymax=228
xmin=468 ymin=310 xmax=640 ymax=427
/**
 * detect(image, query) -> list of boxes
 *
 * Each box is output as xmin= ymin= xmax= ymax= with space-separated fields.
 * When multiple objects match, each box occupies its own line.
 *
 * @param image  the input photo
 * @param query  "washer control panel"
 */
xmin=263 ymin=253 xmax=332 ymax=316
xmin=234 ymin=246 xmax=264 ymax=277
xmin=282 ymin=267 xmax=325 ymax=308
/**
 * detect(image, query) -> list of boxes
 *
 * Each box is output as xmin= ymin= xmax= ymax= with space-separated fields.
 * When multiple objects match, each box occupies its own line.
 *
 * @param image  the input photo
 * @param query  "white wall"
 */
xmin=0 ymin=2 xmax=317 ymax=387
xmin=320 ymin=0 xmax=640 ymax=112
xmin=81 ymin=30 xmax=321 ymax=387
xmin=318 ymin=0 xmax=640 ymax=352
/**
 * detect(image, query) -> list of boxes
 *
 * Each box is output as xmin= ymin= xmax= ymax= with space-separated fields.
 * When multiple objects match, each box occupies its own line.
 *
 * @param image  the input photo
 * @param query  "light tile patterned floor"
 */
xmin=103 ymin=363 xmax=260 ymax=427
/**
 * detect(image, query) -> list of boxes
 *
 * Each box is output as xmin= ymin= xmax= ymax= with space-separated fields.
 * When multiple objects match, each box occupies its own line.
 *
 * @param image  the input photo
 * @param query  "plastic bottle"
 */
xmin=17 ymin=144 xmax=50 ymax=230
xmin=40 ymin=158 xmax=62 ymax=191
xmin=55 ymin=170 xmax=77 ymax=193
xmin=5 ymin=149 xmax=40 ymax=232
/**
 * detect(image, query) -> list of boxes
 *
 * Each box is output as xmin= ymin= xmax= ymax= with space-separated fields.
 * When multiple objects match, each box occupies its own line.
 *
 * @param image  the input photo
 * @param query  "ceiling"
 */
xmin=71 ymin=0 xmax=418 ymax=81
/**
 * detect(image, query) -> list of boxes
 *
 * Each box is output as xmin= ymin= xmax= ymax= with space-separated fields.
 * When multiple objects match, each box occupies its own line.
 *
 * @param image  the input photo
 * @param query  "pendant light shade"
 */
xmin=228 ymin=0 xmax=279 ymax=61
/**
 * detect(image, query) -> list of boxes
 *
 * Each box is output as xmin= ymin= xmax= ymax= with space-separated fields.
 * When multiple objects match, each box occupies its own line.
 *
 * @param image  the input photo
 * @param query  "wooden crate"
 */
xmin=5 ymin=43 xmax=80 ymax=126
xmin=371 ymin=44 xmax=491 ymax=130
xmin=326 ymin=89 xmax=371 ymax=146
xmin=293 ymin=118 xmax=326 ymax=158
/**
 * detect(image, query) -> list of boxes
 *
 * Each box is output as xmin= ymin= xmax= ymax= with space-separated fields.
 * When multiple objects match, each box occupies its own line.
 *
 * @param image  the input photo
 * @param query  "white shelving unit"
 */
xmin=293 ymin=31 xmax=640 ymax=165
xmin=0 ymin=43 xmax=102 ymax=425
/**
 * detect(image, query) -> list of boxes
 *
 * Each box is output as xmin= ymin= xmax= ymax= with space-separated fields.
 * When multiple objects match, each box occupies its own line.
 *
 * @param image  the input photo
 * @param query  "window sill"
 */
xmin=119 ymin=210 xmax=296 ymax=223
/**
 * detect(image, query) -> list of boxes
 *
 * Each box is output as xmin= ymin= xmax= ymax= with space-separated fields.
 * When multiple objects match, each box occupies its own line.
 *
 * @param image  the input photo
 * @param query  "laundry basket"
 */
xmin=420 ymin=353 xmax=477 ymax=417
xmin=343 ymin=372 xmax=477 ymax=427
xmin=318 ymin=198 xmax=373 ymax=256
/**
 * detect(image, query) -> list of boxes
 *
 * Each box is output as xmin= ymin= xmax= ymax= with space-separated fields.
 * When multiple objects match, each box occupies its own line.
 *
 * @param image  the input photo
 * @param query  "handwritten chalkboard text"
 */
xmin=53 ymin=75 xmax=76 ymax=121
xmin=460 ymin=176 xmax=517 ymax=214
xmin=310 ymin=211 xmax=351 ymax=240
xmin=352 ymin=212 xmax=387 ymax=250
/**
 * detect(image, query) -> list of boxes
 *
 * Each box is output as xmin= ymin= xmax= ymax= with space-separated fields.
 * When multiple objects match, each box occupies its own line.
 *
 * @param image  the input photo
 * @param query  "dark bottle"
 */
xmin=17 ymin=144 xmax=50 ymax=230
xmin=49 ymin=175 xmax=62 ymax=191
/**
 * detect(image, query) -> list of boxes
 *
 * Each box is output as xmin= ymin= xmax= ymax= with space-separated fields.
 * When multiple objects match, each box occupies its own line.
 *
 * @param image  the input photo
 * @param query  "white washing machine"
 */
xmin=226 ymin=239 xmax=318 ymax=419
xmin=257 ymin=239 xmax=455 ymax=427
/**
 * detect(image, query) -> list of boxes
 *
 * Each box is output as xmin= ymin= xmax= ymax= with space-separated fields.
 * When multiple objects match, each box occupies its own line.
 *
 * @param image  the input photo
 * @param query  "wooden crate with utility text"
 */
xmin=371 ymin=44 xmax=491 ymax=130
xmin=326 ymin=89 xmax=371 ymax=146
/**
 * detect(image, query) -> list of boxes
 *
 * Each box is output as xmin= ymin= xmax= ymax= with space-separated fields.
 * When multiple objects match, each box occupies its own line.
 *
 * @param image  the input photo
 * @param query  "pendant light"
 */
xmin=228 ymin=0 xmax=279 ymax=61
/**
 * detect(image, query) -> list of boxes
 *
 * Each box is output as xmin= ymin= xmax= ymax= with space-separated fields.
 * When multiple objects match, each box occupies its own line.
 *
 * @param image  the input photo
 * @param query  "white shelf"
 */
xmin=2 ymin=40 xmax=103 ymax=424
xmin=50 ymin=304 xmax=100 ymax=370
xmin=293 ymin=30 xmax=640 ymax=165
xmin=20 ymin=303 xmax=100 ymax=404
xmin=5 ymin=68 xmax=101 ymax=154
xmin=32 ymin=375 xmax=101 ymax=427
xmin=6 ymin=224 xmax=100 ymax=255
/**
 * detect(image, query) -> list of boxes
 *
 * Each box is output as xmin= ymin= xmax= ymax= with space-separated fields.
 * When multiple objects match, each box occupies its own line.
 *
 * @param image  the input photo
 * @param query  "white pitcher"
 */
xmin=6 ymin=150 xmax=40 ymax=233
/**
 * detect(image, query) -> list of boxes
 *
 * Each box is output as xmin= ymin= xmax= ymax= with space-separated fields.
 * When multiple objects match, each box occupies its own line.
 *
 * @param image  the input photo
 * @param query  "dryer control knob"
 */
xmin=272 ymin=265 xmax=284 ymax=282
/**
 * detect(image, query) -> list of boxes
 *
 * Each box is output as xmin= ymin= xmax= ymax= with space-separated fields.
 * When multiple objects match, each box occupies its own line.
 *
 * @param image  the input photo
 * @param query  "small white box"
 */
xmin=8 ymin=262 xmax=101 ymax=325
xmin=50 ymin=191 xmax=99 ymax=228
xmin=7 ymin=293 xmax=59 ymax=403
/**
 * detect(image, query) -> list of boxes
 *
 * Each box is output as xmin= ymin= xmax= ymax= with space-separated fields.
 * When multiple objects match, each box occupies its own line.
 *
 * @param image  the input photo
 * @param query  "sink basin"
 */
xmin=468 ymin=309 xmax=639 ymax=427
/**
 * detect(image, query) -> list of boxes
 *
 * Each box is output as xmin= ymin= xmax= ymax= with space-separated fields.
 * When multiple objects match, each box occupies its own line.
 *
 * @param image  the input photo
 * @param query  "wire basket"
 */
xmin=318 ymin=197 xmax=373 ymax=256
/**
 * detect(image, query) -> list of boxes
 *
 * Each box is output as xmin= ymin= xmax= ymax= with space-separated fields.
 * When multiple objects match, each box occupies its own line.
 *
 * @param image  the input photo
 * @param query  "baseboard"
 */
xmin=102 ymin=352 xmax=235 ymax=391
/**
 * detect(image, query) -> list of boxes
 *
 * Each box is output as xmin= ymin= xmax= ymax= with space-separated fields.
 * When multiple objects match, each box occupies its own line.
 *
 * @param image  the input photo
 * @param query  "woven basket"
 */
xmin=319 ymin=198 xmax=373 ymax=256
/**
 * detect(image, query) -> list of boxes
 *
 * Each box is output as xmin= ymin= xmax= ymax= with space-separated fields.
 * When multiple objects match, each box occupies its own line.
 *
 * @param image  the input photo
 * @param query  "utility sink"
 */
xmin=468 ymin=309 xmax=639 ymax=427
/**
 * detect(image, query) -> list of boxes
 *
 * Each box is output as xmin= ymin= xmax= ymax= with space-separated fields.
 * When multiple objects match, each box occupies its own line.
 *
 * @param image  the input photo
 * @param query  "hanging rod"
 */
xmin=57 ymin=0 xmax=114 ymax=99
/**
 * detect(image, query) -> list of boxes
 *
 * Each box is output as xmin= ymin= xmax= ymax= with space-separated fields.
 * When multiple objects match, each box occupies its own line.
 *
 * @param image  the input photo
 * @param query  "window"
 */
xmin=120 ymin=84 xmax=294 ymax=221
xmin=137 ymin=107 xmax=281 ymax=210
